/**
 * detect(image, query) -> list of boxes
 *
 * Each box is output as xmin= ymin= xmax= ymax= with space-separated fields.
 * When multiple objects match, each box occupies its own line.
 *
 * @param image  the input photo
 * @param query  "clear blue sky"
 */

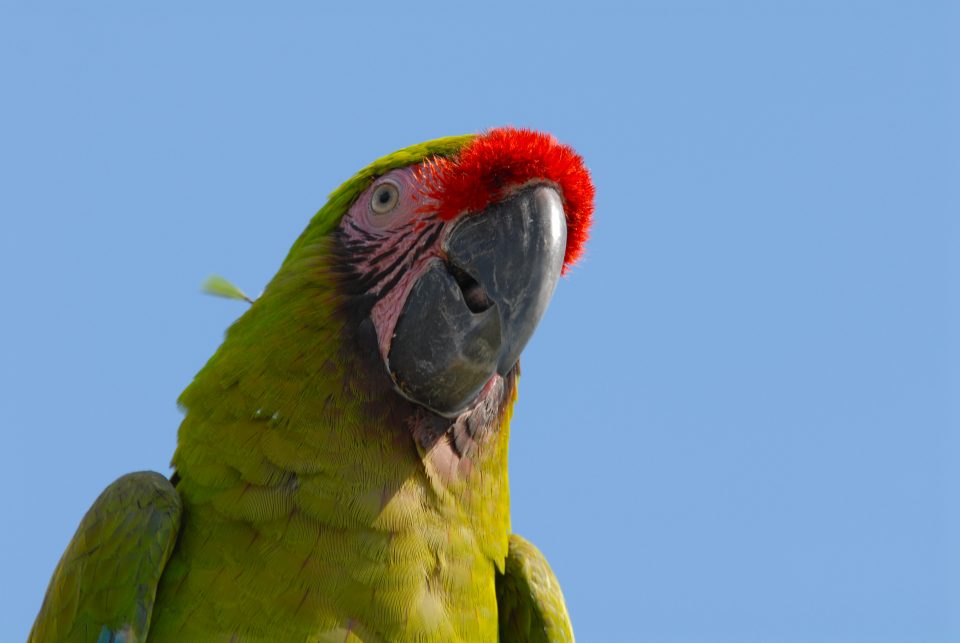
xmin=1 ymin=2 xmax=957 ymax=641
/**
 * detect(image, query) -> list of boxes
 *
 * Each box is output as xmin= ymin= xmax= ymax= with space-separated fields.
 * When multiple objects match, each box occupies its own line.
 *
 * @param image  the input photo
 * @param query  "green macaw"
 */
xmin=30 ymin=127 xmax=594 ymax=642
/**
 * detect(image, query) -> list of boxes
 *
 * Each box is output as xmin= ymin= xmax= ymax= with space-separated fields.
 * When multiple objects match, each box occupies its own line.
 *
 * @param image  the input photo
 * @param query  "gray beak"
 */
xmin=387 ymin=184 xmax=567 ymax=417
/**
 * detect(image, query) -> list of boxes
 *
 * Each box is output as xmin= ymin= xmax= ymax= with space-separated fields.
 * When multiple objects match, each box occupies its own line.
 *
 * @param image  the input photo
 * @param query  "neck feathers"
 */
xmin=172 ymin=244 xmax=516 ymax=566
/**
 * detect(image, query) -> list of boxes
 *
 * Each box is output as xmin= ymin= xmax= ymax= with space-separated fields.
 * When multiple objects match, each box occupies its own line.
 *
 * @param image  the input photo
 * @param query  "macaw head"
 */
xmin=186 ymin=128 xmax=593 ymax=440
xmin=305 ymin=128 xmax=593 ymax=419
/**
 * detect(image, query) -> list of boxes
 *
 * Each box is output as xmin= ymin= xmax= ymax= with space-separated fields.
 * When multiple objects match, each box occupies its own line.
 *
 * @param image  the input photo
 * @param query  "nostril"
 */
xmin=447 ymin=263 xmax=494 ymax=314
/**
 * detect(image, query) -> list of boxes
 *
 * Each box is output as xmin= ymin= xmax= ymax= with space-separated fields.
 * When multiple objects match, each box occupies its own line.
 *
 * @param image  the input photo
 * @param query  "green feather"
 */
xmin=29 ymin=472 xmax=182 ymax=643
xmin=201 ymin=274 xmax=254 ymax=304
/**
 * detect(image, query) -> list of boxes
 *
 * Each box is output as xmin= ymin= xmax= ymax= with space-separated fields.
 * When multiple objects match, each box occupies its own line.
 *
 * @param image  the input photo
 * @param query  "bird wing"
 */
xmin=29 ymin=471 xmax=182 ymax=643
xmin=496 ymin=533 xmax=574 ymax=642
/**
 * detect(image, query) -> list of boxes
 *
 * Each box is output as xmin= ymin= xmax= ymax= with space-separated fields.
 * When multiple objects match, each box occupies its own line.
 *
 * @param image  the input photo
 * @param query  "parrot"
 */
xmin=29 ymin=127 xmax=594 ymax=643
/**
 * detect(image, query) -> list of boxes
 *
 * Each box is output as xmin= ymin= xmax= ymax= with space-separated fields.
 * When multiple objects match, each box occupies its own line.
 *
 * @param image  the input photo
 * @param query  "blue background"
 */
xmin=2 ymin=2 xmax=957 ymax=641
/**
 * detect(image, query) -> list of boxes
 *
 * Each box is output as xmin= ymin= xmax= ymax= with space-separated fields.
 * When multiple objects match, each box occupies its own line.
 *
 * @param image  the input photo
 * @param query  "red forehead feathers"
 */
xmin=419 ymin=127 xmax=595 ymax=271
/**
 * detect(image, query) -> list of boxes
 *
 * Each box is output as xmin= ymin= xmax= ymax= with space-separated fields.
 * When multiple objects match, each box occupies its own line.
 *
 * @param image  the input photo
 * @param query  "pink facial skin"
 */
xmin=337 ymin=165 xmax=448 ymax=368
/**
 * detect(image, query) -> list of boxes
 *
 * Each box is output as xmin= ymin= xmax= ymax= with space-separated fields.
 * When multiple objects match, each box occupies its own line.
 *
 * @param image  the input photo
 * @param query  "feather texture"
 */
xmin=29 ymin=472 xmax=181 ymax=643
xmin=497 ymin=535 xmax=575 ymax=643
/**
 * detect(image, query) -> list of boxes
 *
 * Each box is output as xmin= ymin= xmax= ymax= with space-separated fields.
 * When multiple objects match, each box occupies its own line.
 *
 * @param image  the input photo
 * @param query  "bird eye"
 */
xmin=371 ymin=182 xmax=400 ymax=214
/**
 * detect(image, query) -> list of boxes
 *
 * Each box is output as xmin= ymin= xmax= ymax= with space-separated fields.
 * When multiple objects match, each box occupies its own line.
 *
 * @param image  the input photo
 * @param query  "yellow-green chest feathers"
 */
xmin=149 ymin=366 xmax=518 ymax=641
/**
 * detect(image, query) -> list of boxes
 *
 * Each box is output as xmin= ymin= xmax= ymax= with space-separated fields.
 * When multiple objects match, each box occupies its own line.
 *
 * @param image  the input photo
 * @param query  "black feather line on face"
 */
xmin=367 ymin=240 xmax=402 ymax=266
xmin=345 ymin=219 xmax=377 ymax=242
xmin=369 ymin=239 xmax=421 ymax=293
xmin=371 ymin=225 xmax=444 ymax=302
xmin=334 ymin=219 xmax=444 ymax=306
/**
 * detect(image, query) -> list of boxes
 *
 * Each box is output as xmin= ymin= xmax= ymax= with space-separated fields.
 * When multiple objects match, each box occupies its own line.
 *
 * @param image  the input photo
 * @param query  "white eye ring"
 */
xmin=371 ymin=181 xmax=400 ymax=214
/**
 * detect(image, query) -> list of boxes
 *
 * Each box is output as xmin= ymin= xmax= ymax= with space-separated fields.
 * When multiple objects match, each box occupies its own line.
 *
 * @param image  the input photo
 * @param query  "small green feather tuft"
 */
xmin=201 ymin=275 xmax=254 ymax=304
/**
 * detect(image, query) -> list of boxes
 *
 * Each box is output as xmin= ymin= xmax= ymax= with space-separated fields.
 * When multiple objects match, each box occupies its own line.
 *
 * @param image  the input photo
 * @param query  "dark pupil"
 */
xmin=378 ymin=189 xmax=391 ymax=204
